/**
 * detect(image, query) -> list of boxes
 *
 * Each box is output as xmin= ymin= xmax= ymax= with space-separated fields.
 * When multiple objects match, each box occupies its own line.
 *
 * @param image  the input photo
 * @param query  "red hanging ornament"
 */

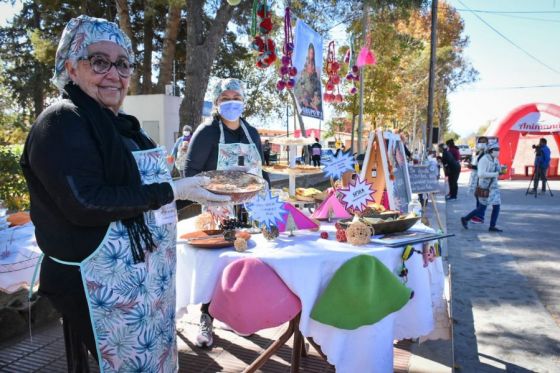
xmin=251 ymin=0 xmax=276 ymax=69
xmin=323 ymin=41 xmax=344 ymax=103
xmin=277 ymin=7 xmax=296 ymax=91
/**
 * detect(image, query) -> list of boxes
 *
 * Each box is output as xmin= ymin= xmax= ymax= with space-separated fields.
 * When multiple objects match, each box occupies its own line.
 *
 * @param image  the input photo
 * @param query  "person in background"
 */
xmin=529 ymin=137 xmax=551 ymax=194
xmin=335 ymin=144 xmax=346 ymax=157
xmin=438 ymin=143 xmax=460 ymax=200
xmin=467 ymin=136 xmax=489 ymax=224
xmin=173 ymin=125 xmax=192 ymax=177
xmin=446 ymin=139 xmax=461 ymax=162
xmin=19 ymin=15 xmax=228 ymax=372
xmin=185 ymin=78 xmax=269 ymax=348
xmin=263 ymin=139 xmax=272 ymax=166
xmin=311 ymin=137 xmax=322 ymax=166
xmin=461 ymin=143 xmax=503 ymax=232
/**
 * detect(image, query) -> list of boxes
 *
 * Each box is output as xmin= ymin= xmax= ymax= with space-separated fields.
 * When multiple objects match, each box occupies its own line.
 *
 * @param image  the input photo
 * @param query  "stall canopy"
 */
xmin=485 ymin=103 xmax=560 ymax=179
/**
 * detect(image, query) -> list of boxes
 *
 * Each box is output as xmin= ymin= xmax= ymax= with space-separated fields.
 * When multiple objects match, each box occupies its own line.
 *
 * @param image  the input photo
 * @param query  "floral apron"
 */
xmin=217 ymin=120 xmax=262 ymax=176
xmin=46 ymin=147 xmax=178 ymax=372
xmin=209 ymin=120 xmax=263 ymax=218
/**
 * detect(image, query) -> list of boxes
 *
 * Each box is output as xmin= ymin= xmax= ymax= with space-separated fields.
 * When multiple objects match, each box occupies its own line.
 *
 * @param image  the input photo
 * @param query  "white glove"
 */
xmin=170 ymin=176 xmax=231 ymax=205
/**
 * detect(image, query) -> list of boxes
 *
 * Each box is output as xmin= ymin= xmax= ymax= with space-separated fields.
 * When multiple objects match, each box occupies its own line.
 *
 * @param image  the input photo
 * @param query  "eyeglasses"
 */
xmin=79 ymin=54 xmax=135 ymax=78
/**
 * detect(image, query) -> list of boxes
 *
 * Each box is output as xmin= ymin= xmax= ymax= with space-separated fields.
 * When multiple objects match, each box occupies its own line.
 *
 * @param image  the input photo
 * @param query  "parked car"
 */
xmin=457 ymin=144 xmax=472 ymax=162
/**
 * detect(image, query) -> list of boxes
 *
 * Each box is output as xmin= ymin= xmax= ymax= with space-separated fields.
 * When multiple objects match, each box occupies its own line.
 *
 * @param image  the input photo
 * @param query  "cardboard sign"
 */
xmin=322 ymin=151 xmax=355 ymax=180
xmin=337 ymin=176 xmax=376 ymax=213
xmin=245 ymin=191 xmax=287 ymax=229
xmin=408 ymin=164 xmax=439 ymax=193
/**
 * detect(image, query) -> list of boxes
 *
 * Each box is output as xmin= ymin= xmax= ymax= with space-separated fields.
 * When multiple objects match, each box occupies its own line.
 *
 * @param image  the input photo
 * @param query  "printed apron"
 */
xmin=216 ymin=120 xmax=262 ymax=176
xmin=49 ymin=147 xmax=178 ymax=372
xmin=209 ymin=120 xmax=263 ymax=218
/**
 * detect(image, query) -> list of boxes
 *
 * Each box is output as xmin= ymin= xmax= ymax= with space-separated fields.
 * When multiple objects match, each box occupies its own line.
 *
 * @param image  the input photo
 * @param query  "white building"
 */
xmin=122 ymin=94 xmax=182 ymax=154
xmin=122 ymin=94 xmax=213 ymax=154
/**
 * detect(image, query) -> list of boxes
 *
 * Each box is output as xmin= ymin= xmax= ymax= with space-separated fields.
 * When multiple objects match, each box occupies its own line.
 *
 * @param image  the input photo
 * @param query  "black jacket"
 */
xmin=20 ymin=100 xmax=174 ymax=294
xmin=185 ymin=117 xmax=270 ymax=183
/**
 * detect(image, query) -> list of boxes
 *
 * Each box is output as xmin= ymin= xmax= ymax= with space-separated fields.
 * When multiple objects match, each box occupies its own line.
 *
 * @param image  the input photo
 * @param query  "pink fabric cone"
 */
xmin=277 ymin=203 xmax=320 ymax=232
xmin=209 ymin=258 xmax=302 ymax=335
xmin=356 ymin=47 xmax=376 ymax=67
xmin=312 ymin=191 xmax=352 ymax=220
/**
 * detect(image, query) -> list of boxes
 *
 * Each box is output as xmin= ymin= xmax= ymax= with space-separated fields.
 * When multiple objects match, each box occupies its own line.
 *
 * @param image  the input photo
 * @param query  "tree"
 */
xmin=178 ymin=1 xmax=252 ymax=129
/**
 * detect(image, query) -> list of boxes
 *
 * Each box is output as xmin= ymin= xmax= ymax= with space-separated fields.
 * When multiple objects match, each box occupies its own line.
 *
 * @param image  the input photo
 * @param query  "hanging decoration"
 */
xmin=344 ymin=36 xmax=359 ymax=95
xmin=323 ymin=41 xmax=343 ymax=103
xmin=277 ymin=7 xmax=297 ymax=91
xmin=250 ymin=0 xmax=277 ymax=69
xmin=356 ymin=26 xmax=376 ymax=68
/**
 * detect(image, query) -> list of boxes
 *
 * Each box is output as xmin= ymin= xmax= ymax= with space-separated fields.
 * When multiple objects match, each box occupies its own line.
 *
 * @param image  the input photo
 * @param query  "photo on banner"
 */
xmin=293 ymin=20 xmax=323 ymax=120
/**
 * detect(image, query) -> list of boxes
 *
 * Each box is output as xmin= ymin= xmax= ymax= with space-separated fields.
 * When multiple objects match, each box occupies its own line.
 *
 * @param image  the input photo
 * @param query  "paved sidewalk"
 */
xmin=447 ymin=173 xmax=560 ymax=372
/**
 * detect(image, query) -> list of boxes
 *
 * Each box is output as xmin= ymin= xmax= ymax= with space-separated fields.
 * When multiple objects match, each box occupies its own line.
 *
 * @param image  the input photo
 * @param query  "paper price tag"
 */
xmin=245 ymin=191 xmax=287 ymax=229
xmin=323 ymin=151 xmax=355 ymax=180
xmin=154 ymin=202 xmax=177 ymax=226
xmin=337 ymin=176 xmax=375 ymax=213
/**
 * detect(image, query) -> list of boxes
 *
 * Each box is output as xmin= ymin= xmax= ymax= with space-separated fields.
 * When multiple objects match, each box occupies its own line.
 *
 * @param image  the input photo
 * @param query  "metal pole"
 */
xmin=357 ymin=1 xmax=368 ymax=156
xmin=172 ymin=60 xmax=176 ymax=96
xmin=426 ymin=0 xmax=438 ymax=152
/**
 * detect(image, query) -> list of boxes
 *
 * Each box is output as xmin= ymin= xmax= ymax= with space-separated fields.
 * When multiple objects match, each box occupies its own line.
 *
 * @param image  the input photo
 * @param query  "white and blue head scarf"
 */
xmin=212 ymin=78 xmax=245 ymax=103
xmin=52 ymin=15 xmax=134 ymax=90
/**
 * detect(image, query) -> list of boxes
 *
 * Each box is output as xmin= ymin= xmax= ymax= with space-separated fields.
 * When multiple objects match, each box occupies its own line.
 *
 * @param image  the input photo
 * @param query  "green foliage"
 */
xmin=0 ymin=145 xmax=29 ymax=212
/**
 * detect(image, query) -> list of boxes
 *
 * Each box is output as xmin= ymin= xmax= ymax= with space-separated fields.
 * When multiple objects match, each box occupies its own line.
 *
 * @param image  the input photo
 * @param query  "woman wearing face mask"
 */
xmin=467 ymin=137 xmax=489 ymax=224
xmin=461 ymin=143 xmax=503 ymax=232
xmin=172 ymin=125 xmax=192 ymax=177
xmin=184 ymin=78 xmax=269 ymax=348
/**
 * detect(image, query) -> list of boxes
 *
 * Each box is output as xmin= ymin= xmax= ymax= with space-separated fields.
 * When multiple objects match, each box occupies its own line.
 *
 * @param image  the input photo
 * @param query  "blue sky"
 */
xmin=446 ymin=0 xmax=560 ymax=137
xmin=2 ymin=1 xmax=559 ymax=139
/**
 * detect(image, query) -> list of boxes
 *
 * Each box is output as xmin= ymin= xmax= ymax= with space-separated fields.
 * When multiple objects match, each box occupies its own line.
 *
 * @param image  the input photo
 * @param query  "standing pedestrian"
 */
xmin=438 ymin=143 xmax=461 ymax=200
xmin=311 ymin=137 xmax=322 ymax=167
xmin=529 ymin=138 xmax=551 ymax=194
xmin=446 ymin=139 xmax=461 ymax=162
xmin=461 ymin=143 xmax=503 ymax=232
xmin=263 ymin=139 xmax=272 ymax=166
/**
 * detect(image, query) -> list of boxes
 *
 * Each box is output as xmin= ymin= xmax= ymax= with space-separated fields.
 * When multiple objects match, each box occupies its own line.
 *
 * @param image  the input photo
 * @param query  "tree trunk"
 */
xmin=156 ymin=3 xmax=182 ymax=93
xmin=179 ymin=1 xmax=240 ymax=131
xmin=142 ymin=9 xmax=154 ymax=94
xmin=30 ymin=2 xmax=45 ymax=117
xmin=115 ymin=0 xmax=139 ymax=94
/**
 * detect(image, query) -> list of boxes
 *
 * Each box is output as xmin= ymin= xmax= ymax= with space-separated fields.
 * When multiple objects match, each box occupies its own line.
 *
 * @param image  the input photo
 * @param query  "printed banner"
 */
xmin=510 ymin=112 xmax=560 ymax=132
xmin=293 ymin=20 xmax=323 ymax=120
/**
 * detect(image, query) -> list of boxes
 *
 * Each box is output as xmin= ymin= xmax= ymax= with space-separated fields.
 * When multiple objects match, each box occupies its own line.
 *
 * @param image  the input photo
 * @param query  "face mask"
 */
xmin=492 ymin=150 xmax=500 ymax=158
xmin=183 ymin=131 xmax=191 ymax=137
xmin=476 ymin=143 xmax=487 ymax=150
xmin=218 ymin=101 xmax=244 ymax=121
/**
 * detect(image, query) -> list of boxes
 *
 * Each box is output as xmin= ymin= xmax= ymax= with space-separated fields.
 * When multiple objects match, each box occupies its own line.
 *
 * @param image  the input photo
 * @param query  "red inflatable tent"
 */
xmin=485 ymin=103 xmax=560 ymax=179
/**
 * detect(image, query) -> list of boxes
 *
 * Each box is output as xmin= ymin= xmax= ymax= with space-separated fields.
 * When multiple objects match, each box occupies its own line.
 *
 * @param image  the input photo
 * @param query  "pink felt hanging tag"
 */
xmin=356 ymin=47 xmax=376 ymax=67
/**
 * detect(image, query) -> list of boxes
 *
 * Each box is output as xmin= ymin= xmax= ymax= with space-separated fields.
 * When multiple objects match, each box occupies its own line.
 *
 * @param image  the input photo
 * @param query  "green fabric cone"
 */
xmin=310 ymin=254 xmax=412 ymax=330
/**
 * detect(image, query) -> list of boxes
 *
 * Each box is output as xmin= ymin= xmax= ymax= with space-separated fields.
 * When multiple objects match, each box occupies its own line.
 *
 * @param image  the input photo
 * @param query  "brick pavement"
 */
xmin=0 ymin=305 xmax=412 ymax=372
xmin=447 ymin=173 xmax=560 ymax=372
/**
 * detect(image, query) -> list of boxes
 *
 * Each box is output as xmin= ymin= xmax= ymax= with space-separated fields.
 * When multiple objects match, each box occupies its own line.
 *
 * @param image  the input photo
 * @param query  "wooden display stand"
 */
xmin=359 ymin=130 xmax=412 ymax=212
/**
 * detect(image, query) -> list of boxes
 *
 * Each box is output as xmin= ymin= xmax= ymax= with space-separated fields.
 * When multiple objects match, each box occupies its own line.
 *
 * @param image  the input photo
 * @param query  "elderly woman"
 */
xmin=20 ymin=15 xmax=228 ymax=372
xmin=461 ymin=143 xmax=503 ymax=232
xmin=184 ymin=78 xmax=269 ymax=348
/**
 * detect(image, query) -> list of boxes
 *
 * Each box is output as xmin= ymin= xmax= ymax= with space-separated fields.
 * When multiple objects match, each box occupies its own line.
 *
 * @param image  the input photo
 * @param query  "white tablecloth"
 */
xmin=176 ymin=219 xmax=445 ymax=373
xmin=0 ymin=223 xmax=41 ymax=293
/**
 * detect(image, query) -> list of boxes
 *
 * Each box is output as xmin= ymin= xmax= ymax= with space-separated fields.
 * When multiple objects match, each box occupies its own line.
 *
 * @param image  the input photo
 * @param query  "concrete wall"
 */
xmin=122 ymin=94 xmax=182 ymax=153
